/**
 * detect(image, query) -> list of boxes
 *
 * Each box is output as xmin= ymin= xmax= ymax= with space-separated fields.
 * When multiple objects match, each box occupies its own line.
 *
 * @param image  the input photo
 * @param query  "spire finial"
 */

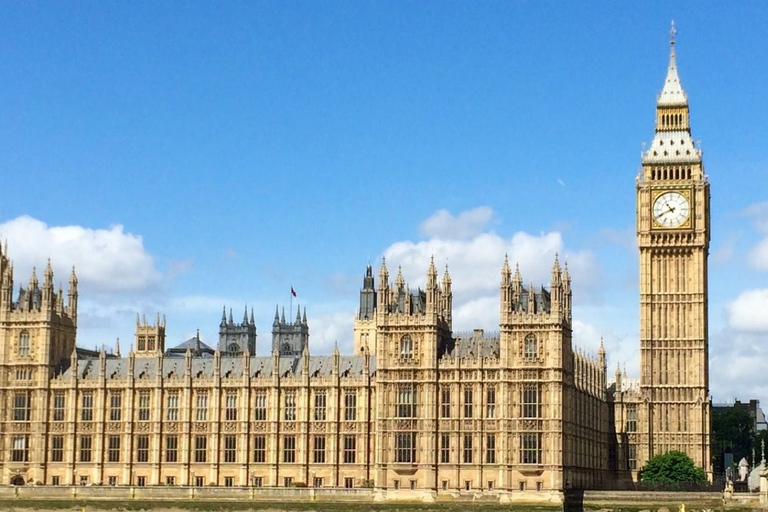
xmin=670 ymin=20 xmax=676 ymax=46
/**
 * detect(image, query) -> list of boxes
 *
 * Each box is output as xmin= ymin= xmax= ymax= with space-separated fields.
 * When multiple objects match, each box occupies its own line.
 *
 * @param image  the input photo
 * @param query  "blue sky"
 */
xmin=1 ymin=2 xmax=767 ymax=406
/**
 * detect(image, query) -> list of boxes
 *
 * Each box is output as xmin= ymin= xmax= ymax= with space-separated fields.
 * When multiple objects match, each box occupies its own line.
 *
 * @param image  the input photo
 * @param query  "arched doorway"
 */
xmin=10 ymin=475 xmax=24 ymax=486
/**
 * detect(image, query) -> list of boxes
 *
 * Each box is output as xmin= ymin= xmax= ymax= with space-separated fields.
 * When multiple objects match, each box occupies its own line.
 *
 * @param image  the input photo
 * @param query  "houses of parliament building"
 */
xmin=0 ymin=31 xmax=711 ymax=493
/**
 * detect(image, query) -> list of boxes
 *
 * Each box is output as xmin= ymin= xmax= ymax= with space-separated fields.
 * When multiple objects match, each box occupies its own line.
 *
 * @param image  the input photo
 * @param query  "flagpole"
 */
xmin=290 ymin=289 xmax=293 ymax=323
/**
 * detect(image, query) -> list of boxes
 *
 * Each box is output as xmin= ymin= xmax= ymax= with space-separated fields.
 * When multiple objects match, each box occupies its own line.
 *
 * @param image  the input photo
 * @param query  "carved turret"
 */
xmin=219 ymin=304 xmax=257 ymax=354
xmin=134 ymin=313 xmax=166 ymax=357
xmin=67 ymin=266 xmax=78 ymax=317
xmin=42 ymin=259 xmax=54 ymax=309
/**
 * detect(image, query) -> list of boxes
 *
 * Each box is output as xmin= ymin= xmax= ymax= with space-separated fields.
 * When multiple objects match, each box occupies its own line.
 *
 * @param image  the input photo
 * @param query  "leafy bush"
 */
xmin=640 ymin=450 xmax=706 ymax=484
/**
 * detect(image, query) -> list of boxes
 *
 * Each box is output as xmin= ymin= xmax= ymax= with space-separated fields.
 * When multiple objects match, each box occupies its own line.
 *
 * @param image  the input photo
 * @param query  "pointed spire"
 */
xmin=250 ymin=307 xmax=255 ymax=325
xmin=29 ymin=267 xmax=38 ymax=289
xmin=427 ymin=256 xmax=438 ymax=288
xmin=116 ymin=338 xmax=121 ymax=358
xmin=221 ymin=305 xmax=227 ymax=325
xmin=442 ymin=263 xmax=451 ymax=288
xmin=44 ymin=258 xmax=54 ymax=285
xmin=302 ymin=306 xmax=307 ymax=324
xmin=295 ymin=304 xmax=302 ymax=323
xmin=243 ymin=305 xmax=248 ymax=324
xmin=378 ymin=256 xmax=389 ymax=288
xmin=501 ymin=254 xmax=511 ymax=280
xmin=69 ymin=266 xmax=78 ymax=286
xmin=228 ymin=308 xmax=233 ymax=324
xmin=281 ymin=307 xmax=286 ymax=323
xmin=274 ymin=305 xmax=280 ymax=323
xmin=658 ymin=21 xmax=687 ymax=107
xmin=551 ymin=253 xmax=562 ymax=285
xmin=395 ymin=266 xmax=405 ymax=289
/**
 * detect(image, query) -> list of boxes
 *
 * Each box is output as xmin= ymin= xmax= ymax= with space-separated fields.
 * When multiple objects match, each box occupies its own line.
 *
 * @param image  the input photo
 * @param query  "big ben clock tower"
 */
xmin=636 ymin=24 xmax=711 ymax=472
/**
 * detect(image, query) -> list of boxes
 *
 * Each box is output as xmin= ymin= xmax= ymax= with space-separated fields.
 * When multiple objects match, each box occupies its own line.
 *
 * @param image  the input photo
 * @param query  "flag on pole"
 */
xmin=291 ymin=286 xmax=297 ymax=297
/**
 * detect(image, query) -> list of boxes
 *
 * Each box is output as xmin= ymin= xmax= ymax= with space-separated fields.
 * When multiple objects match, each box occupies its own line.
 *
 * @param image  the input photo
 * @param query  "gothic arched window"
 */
xmin=400 ymin=335 xmax=413 ymax=359
xmin=523 ymin=334 xmax=538 ymax=361
xmin=228 ymin=343 xmax=240 ymax=354
xmin=18 ymin=332 xmax=30 ymax=357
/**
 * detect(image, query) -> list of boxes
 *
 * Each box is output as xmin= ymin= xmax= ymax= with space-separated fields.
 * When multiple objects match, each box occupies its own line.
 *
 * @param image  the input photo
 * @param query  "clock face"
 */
xmin=653 ymin=191 xmax=690 ymax=228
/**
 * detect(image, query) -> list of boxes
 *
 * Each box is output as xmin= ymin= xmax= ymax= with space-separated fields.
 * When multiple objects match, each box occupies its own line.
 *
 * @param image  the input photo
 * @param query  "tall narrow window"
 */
xmin=486 ymin=434 xmax=496 ymax=464
xmin=253 ymin=435 xmax=266 ymax=463
xmin=13 ymin=392 xmax=29 ymax=421
xmin=138 ymin=391 xmax=150 ymax=421
xmin=397 ymin=386 xmax=415 ymax=418
xmin=283 ymin=436 xmax=296 ymax=463
xmin=522 ymin=385 xmax=541 ymax=418
xmin=523 ymin=334 xmax=538 ymax=360
xmin=81 ymin=392 xmax=94 ymax=421
xmin=53 ymin=393 xmax=66 ymax=421
xmin=12 ymin=436 xmax=29 ymax=462
xmin=343 ymin=436 xmax=356 ymax=464
xmin=108 ymin=436 xmax=121 ymax=462
xmin=313 ymin=436 xmax=326 ymax=463
xmin=80 ymin=435 xmax=92 ymax=462
xmin=194 ymin=436 xmax=207 ymax=462
xmin=195 ymin=391 xmax=208 ymax=421
xmin=400 ymin=335 xmax=413 ymax=359
xmin=395 ymin=433 xmax=415 ymax=463
xmin=225 ymin=391 xmax=237 ymax=421
xmin=254 ymin=390 xmax=267 ymax=421
xmin=628 ymin=444 xmax=637 ymax=470
xmin=463 ymin=435 xmax=473 ymax=464
xmin=18 ymin=331 xmax=30 ymax=356
xmin=626 ymin=405 xmax=637 ymax=433
xmin=284 ymin=391 xmax=296 ymax=421
xmin=521 ymin=433 xmax=541 ymax=464
xmin=486 ymin=387 xmax=496 ymax=419
xmin=440 ymin=387 xmax=451 ymax=418
xmin=51 ymin=436 xmax=64 ymax=462
xmin=137 ymin=435 xmax=149 ymax=462
xmin=166 ymin=391 xmax=179 ymax=421
xmin=110 ymin=392 xmax=122 ymax=421
xmin=314 ymin=391 xmax=327 ymax=421
xmin=224 ymin=435 xmax=237 ymax=463
xmin=165 ymin=436 xmax=178 ymax=462
xmin=147 ymin=336 xmax=156 ymax=351
xmin=440 ymin=434 xmax=450 ymax=463
xmin=138 ymin=336 xmax=146 ymax=351
xmin=344 ymin=391 xmax=357 ymax=421
xmin=463 ymin=387 xmax=473 ymax=418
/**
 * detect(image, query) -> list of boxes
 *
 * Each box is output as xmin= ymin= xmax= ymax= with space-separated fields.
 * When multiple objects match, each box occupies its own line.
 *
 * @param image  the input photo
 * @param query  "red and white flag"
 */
xmin=291 ymin=286 xmax=297 ymax=297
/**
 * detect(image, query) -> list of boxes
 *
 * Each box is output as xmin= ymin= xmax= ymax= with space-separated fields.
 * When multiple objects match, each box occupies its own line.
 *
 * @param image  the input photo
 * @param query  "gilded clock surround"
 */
xmin=651 ymin=189 xmax=692 ymax=229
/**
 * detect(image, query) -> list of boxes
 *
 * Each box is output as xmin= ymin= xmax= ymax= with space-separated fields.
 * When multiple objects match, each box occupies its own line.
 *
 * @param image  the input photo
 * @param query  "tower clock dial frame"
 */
xmin=652 ymin=190 xmax=692 ymax=229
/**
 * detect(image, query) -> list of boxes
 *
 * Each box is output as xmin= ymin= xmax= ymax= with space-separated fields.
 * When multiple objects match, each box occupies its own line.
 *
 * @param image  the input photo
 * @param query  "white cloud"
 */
xmin=748 ymin=239 xmax=768 ymax=270
xmin=743 ymin=202 xmax=768 ymax=270
xmin=418 ymin=206 xmax=495 ymax=240
xmin=726 ymin=289 xmax=768 ymax=332
xmin=383 ymin=208 xmax=599 ymax=333
xmin=1 ymin=215 xmax=162 ymax=294
xmin=710 ymin=328 xmax=768 ymax=404
xmin=308 ymin=311 xmax=354 ymax=354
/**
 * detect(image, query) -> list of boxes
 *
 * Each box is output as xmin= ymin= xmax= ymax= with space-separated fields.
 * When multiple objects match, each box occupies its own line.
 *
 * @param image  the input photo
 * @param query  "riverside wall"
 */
xmin=0 ymin=485 xmax=762 ymax=511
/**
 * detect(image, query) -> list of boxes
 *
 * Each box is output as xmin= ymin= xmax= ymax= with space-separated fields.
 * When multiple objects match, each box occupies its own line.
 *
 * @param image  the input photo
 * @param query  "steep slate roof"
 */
xmin=166 ymin=336 xmax=216 ymax=355
xmin=60 ymin=353 xmax=374 ymax=381
xmin=449 ymin=335 xmax=500 ymax=359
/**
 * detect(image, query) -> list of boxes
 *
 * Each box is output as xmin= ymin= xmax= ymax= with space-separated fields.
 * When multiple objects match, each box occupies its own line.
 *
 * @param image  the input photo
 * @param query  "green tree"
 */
xmin=712 ymin=406 xmax=755 ymax=472
xmin=640 ymin=450 xmax=707 ymax=484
